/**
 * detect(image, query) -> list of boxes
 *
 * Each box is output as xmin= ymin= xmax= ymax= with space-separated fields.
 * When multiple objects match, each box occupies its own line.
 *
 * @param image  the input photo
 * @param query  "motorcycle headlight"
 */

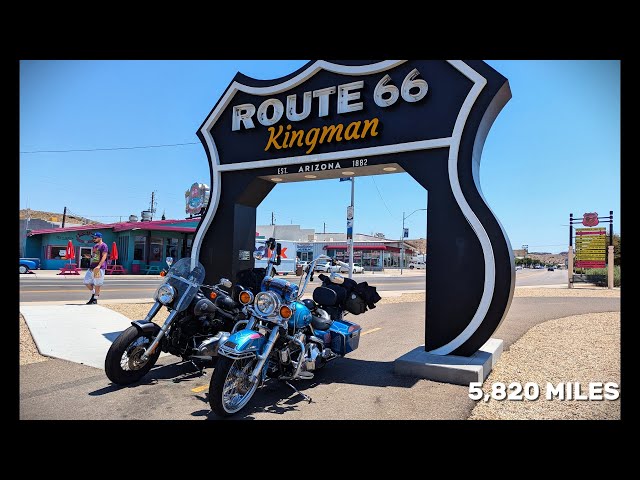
xmin=254 ymin=291 xmax=280 ymax=316
xmin=155 ymin=284 xmax=176 ymax=305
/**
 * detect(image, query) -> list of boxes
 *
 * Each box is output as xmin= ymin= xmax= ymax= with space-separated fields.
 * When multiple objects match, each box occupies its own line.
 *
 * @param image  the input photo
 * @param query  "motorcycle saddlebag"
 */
xmin=344 ymin=291 xmax=367 ymax=315
xmin=329 ymin=319 xmax=362 ymax=356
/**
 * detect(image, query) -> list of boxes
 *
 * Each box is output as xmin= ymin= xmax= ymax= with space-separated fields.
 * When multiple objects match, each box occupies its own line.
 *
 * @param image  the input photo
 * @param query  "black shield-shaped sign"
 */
xmin=193 ymin=60 xmax=514 ymax=356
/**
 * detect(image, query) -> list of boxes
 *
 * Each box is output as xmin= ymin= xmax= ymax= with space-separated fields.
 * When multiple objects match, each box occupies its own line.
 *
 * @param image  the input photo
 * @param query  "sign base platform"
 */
xmin=394 ymin=338 xmax=503 ymax=385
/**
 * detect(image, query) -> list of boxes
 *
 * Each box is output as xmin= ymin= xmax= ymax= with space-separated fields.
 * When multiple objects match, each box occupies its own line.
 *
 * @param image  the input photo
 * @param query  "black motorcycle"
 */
xmin=104 ymin=257 xmax=250 ymax=385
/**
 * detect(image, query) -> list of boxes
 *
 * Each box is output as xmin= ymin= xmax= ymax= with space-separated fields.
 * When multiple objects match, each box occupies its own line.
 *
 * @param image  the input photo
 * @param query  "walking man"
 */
xmin=84 ymin=232 xmax=108 ymax=304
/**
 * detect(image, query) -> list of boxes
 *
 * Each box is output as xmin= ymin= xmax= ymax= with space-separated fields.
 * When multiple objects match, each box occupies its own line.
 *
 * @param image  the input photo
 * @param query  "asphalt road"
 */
xmin=19 ymin=269 xmax=566 ymax=303
xmin=19 ymin=295 xmax=620 ymax=420
xmin=515 ymin=268 xmax=568 ymax=286
xmin=19 ymin=273 xmax=426 ymax=303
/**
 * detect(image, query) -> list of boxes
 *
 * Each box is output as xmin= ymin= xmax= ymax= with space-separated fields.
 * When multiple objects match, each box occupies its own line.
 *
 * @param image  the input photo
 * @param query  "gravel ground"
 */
xmin=514 ymin=287 xmax=620 ymax=298
xmin=103 ymin=303 xmax=169 ymax=325
xmin=469 ymin=311 xmax=620 ymax=420
xmin=19 ymin=314 xmax=48 ymax=365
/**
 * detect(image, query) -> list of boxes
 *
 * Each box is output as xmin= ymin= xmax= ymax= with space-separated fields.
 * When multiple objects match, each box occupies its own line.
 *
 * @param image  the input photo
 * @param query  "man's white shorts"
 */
xmin=84 ymin=268 xmax=105 ymax=286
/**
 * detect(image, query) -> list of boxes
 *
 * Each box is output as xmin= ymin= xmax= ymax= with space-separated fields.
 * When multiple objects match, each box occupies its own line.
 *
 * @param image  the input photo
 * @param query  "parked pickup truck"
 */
xmin=19 ymin=258 xmax=41 ymax=274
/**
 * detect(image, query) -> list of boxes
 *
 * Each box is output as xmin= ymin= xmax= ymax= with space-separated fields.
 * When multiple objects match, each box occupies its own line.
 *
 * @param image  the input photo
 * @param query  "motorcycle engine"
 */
xmin=303 ymin=344 xmax=322 ymax=372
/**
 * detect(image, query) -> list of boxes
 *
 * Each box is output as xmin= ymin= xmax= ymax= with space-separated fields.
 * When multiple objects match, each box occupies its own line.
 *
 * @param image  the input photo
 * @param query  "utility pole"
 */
xmin=62 ymin=206 xmax=67 ymax=228
xmin=271 ymin=212 xmax=275 ymax=225
xmin=323 ymin=222 xmax=326 ymax=234
xmin=150 ymin=191 xmax=156 ymax=220
xmin=348 ymin=177 xmax=355 ymax=279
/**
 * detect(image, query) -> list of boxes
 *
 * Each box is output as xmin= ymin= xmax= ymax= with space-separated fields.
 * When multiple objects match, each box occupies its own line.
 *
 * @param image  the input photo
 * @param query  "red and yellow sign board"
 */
xmin=575 ymin=227 xmax=606 ymax=268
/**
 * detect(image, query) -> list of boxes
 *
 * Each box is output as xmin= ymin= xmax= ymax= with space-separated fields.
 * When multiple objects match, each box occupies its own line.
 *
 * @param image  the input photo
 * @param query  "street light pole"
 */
xmin=401 ymin=211 xmax=405 ymax=275
xmin=401 ymin=208 xmax=427 ymax=275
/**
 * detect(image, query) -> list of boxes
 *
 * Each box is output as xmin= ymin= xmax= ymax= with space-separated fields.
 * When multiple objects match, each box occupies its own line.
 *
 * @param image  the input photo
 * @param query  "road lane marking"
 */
xmin=361 ymin=327 xmax=382 ymax=336
xmin=191 ymin=385 xmax=209 ymax=393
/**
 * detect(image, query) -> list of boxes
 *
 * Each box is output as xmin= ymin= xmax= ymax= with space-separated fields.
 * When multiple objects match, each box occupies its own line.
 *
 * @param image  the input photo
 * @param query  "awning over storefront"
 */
xmin=324 ymin=245 xmax=387 ymax=250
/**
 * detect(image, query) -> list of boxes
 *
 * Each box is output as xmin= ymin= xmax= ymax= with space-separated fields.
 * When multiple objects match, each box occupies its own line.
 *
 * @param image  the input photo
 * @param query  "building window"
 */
xmin=362 ymin=250 xmax=381 ymax=268
xmin=117 ymin=236 xmax=129 ymax=262
xmin=166 ymin=238 xmax=179 ymax=259
xmin=297 ymin=251 xmax=313 ymax=262
xmin=134 ymin=236 xmax=147 ymax=262
xmin=47 ymin=245 xmax=68 ymax=260
xmin=184 ymin=237 xmax=193 ymax=258
xmin=150 ymin=237 xmax=163 ymax=262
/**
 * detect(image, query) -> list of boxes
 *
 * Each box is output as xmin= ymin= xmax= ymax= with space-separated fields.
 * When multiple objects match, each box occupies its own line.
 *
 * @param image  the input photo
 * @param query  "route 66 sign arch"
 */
xmin=192 ymin=60 xmax=514 ymax=357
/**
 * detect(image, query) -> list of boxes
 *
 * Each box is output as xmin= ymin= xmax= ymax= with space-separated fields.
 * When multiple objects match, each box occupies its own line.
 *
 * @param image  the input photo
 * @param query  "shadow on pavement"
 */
xmin=200 ymin=356 xmax=422 ymax=420
xmin=88 ymin=360 xmax=208 ymax=396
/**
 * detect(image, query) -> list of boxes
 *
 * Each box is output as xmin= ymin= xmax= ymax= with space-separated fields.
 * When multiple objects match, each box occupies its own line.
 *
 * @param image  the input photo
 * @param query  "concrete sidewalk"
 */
xmin=20 ymin=305 xmax=134 ymax=369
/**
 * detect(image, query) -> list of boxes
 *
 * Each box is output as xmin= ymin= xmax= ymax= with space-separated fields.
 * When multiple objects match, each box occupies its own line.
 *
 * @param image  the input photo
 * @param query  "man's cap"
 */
xmin=92 ymin=232 xmax=103 ymax=238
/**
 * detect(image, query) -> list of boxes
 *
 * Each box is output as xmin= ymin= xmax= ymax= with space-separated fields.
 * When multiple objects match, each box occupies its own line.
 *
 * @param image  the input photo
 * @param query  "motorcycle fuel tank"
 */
xmin=288 ymin=301 xmax=312 ymax=330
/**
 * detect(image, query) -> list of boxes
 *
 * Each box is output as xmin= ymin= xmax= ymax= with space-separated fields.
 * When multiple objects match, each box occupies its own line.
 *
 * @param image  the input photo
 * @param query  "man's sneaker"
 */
xmin=86 ymin=298 xmax=97 ymax=305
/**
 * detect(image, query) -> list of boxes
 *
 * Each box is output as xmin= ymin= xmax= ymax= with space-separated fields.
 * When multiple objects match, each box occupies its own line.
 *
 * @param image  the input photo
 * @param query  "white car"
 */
xmin=339 ymin=263 xmax=365 ymax=274
xmin=408 ymin=261 xmax=426 ymax=269
xmin=315 ymin=262 xmax=339 ymax=273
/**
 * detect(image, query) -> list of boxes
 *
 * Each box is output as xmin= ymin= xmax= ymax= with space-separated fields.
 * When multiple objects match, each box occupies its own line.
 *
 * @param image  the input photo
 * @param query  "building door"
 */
xmin=79 ymin=247 xmax=92 ymax=269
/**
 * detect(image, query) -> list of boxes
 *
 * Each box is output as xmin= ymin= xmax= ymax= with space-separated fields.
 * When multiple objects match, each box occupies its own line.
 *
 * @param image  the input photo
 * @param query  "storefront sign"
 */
xmin=194 ymin=60 xmax=514 ymax=357
xmin=297 ymin=244 xmax=313 ymax=253
xmin=185 ymin=182 xmax=210 ymax=215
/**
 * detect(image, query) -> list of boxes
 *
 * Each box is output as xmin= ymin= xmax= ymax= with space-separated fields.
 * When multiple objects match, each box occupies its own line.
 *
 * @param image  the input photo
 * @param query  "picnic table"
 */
xmin=140 ymin=264 xmax=161 ymax=275
xmin=58 ymin=263 xmax=81 ymax=275
xmin=105 ymin=264 xmax=127 ymax=275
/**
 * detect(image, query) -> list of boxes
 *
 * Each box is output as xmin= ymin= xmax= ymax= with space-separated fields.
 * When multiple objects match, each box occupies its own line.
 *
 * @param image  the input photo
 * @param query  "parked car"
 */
xmin=314 ymin=262 xmax=335 ymax=273
xmin=515 ymin=265 xmax=523 ymax=271
xmin=339 ymin=263 xmax=365 ymax=274
xmin=408 ymin=261 xmax=426 ymax=270
xmin=19 ymin=258 xmax=40 ymax=274
xmin=547 ymin=266 xmax=555 ymax=271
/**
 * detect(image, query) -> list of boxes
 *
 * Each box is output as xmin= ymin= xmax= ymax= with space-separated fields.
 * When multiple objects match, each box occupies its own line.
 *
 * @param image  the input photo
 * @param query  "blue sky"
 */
xmin=20 ymin=60 xmax=620 ymax=254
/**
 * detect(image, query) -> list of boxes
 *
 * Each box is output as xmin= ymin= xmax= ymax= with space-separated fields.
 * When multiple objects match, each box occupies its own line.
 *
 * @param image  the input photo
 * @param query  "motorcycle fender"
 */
xmin=219 ymin=328 xmax=265 ymax=356
xmin=131 ymin=320 xmax=161 ymax=336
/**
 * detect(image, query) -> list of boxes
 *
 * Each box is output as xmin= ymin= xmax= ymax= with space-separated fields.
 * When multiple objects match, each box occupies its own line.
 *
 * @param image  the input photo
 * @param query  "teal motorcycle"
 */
xmin=209 ymin=239 xmax=376 ymax=416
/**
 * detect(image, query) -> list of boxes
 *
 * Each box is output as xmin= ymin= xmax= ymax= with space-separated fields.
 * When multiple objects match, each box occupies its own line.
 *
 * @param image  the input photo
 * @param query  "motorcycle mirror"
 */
xmin=165 ymin=256 xmax=174 ymax=267
xmin=219 ymin=278 xmax=232 ymax=289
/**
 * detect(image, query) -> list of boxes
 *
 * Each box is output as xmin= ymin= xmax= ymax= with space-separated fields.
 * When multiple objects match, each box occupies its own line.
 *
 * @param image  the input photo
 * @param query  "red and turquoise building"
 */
xmin=25 ymin=218 xmax=199 ymax=272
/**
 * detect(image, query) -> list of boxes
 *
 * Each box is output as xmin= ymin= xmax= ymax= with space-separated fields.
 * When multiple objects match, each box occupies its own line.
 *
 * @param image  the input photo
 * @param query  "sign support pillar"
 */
xmin=608 ymin=245 xmax=614 ymax=289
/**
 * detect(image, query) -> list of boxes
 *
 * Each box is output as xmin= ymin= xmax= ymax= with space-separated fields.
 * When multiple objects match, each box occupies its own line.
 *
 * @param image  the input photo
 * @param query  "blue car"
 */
xmin=19 ymin=258 xmax=40 ymax=274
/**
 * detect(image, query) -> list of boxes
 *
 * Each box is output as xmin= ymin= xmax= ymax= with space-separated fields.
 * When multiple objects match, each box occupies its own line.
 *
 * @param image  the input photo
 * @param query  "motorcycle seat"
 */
xmin=311 ymin=308 xmax=333 ymax=330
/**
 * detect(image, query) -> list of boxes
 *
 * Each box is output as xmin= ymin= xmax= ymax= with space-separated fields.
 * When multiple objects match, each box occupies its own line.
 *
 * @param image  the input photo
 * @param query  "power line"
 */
xmin=20 ymin=141 xmax=200 ymax=154
xmin=369 ymin=176 xmax=396 ymax=218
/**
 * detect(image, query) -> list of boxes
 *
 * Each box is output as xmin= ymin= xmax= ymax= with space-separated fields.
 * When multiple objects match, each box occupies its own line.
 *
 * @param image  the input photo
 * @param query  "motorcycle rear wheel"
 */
xmin=104 ymin=326 xmax=161 ymax=385
xmin=209 ymin=356 xmax=259 ymax=416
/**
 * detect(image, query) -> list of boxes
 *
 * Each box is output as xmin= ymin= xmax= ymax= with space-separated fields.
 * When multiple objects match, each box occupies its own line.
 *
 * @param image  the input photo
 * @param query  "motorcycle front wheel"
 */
xmin=209 ymin=356 xmax=259 ymax=416
xmin=104 ymin=326 xmax=161 ymax=385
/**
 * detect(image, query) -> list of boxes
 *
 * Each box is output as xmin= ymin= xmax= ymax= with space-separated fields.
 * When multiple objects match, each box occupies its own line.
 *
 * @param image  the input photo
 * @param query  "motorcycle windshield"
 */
xmin=163 ymin=258 xmax=206 ymax=312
